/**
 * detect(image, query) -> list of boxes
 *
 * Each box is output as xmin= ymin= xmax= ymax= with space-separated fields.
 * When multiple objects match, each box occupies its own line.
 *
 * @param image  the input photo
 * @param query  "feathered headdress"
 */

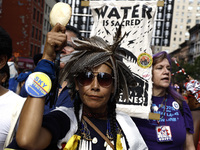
xmin=59 ymin=26 xmax=137 ymax=102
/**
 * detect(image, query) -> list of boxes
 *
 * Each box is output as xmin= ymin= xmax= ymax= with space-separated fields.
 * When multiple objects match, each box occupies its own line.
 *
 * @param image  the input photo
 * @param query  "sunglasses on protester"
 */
xmin=76 ymin=71 xmax=114 ymax=87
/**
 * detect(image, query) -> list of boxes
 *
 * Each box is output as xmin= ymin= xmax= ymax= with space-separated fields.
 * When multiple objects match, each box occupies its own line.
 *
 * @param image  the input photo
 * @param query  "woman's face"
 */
xmin=75 ymin=64 xmax=114 ymax=113
xmin=153 ymin=58 xmax=171 ymax=90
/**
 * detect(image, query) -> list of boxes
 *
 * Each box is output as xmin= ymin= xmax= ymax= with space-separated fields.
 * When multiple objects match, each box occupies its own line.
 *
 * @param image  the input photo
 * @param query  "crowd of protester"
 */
xmin=1 ymin=21 xmax=200 ymax=150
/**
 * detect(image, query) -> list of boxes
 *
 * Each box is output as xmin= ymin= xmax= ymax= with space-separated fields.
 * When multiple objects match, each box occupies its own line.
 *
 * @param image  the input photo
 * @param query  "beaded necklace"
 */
xmin=78 ymin=118 xmax=125 ymax=150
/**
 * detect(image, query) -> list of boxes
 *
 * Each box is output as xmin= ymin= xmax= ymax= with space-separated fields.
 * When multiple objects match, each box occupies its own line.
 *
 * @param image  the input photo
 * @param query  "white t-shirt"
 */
xmin=0 ymin=90 xmax=26 ymax=150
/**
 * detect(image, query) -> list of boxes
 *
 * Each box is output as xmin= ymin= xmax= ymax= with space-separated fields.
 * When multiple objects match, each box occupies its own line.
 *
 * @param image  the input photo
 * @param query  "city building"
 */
xmin=59 ymin=0 xmax=93 ymax=38
xmin=41 ymin=0 xmax=57 ymax=53
xmin=152 ymin=0 xmax=174 ymax=54
xmin=0 ymin=0 xmax=44 ymax=58
xmin=187 ymin=24 xmax=200 ymax=62
xmin=160 ymin=0 xmax=200 ymax=53
xmin=1 ymin=0 xmax=199 ymax=62
xmin=170 ymin=24 xmax=200 ymax=64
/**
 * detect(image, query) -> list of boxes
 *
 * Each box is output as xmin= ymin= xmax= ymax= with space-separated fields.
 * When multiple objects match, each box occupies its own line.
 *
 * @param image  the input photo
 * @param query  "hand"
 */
xmin=42 ymin=23 xmax=67 ymax=61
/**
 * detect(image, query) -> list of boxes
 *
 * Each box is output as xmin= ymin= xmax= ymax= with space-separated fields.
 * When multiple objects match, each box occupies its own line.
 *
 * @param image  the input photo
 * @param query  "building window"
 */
xmin=179 ymin=38 xmax=181 ymax=42
xmin=45 ymin=4 xmax=48 ymax=14
xmin=35 ymin=28 xmax=38 ymax=39
xmin=187 ymin=19 xmax=191 ymax=23
xmin=174 ymin=37 xmax=176 ymax=41
xmin=40 ymin=14 xmax=43 ymax=24
xmin=189 ymin=0 xmax=193 ymax=4
xmin=32 ymin=26 xmax=35 ymax=38
xmin=187 ymin=25 xmax=190 ymax=29
xmin=33 ymin=8 xmax=36 ymax=20
xmin=42 ymin=34 xmax=45 ymax=45
xmin=30 ymin=44 xmax=33 ymax=56
xmin=37 ymin=11 xmax=39 ymax=22
xmin=188 ymin=6 xmax=193 ymax=11
xmin=180 ymin=31 xmax=182 ymax=35
xmin=181 ymin=18 xmax=183 ymax=22
xmin=48 ymin=6 xmax=51 ymax=14
xmin=39 ymin=30 xmax=41 ymax=41
xmin=44 ymin=19 xmax=46 ymax=28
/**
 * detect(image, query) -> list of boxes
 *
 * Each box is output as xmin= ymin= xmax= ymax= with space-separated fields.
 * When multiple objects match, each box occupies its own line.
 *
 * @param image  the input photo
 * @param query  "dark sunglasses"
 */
xmin=76 ymin=71 xmax=113 ymax=87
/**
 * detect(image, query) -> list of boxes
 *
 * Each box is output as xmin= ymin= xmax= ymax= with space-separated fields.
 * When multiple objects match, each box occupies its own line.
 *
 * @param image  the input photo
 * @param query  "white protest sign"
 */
xmin=89 ymin=1 xmax=157 ymax=119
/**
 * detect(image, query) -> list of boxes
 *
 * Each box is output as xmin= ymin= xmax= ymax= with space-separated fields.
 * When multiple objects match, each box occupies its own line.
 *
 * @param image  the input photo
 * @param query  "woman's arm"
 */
xmin=184 ymin=131 xmax=195 ymax=150
xmin=16 ymin=96 xmax=52 ymax=149
xmin=15 ymin=23 xmax=67 ymax=150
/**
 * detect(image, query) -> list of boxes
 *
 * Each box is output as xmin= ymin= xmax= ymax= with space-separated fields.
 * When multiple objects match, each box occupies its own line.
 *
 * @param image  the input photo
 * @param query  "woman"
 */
xmin=7 ymin=23 xmax=147 ymax=150
xmin=132 ymin=51 xmax=195 ymax=150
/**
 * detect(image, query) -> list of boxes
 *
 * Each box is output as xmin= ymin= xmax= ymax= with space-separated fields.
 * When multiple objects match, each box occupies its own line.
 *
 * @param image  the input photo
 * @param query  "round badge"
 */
xmin=92 ymin=137 xmax=98 ymax=144
xmin=172 ymin=101 xmax=179 ymax=110
xmin=137 ymin=53 xmax=153 ymax=69
xmin=25 ymin=72 xmax=52 ymax=97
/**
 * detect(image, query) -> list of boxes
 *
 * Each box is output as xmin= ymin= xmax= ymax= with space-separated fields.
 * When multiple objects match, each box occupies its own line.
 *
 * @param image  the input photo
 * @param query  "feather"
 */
xmin=72 ymin=37 xmax=111 ymax=52
xmin=59 ymin=30 xmax=137 ymax=102
xmin=71 ymin=52 xmax=111 ymax=73
xmin=117 ymin=60 xmax=137 ymax=87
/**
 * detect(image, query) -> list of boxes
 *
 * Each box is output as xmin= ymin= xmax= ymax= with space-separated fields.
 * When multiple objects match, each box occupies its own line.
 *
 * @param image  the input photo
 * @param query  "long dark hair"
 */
xmin=153 ymin=51 xmax=184 ymax=105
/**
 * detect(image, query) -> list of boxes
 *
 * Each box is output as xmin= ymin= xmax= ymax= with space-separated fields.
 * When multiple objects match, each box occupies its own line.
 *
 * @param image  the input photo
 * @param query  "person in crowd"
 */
xmin=132 ymin=51 xmax=195 ymax=150
xmin=173 ymin=83 xmax=182 ymax=94
xmin=7 ymin=61 xmax=18 ymax=92
xmin=43 ymin=24 xmax=82 ymax=114
xmin=0 ymin=26 xmax=26 ymax=150
xmin=7 ymin=23 xmax=147 ymax=150
xmin=60 ymin=25 xmax=81 ymax=69
xmin=0 ymin=63 xmax=10 ymax=88
xmin=185 ymin=75 xmax=200 ymax=149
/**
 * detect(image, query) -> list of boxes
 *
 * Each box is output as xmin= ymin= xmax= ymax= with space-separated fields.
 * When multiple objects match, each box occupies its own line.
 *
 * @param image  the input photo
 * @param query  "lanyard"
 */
xmin=157 ymin=95 xmax=167 ymax=125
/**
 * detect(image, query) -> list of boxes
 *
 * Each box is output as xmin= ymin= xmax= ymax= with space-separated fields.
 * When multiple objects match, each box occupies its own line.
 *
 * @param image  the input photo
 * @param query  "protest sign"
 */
xmin=90 ymin=1 xmax=157 ymax=119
